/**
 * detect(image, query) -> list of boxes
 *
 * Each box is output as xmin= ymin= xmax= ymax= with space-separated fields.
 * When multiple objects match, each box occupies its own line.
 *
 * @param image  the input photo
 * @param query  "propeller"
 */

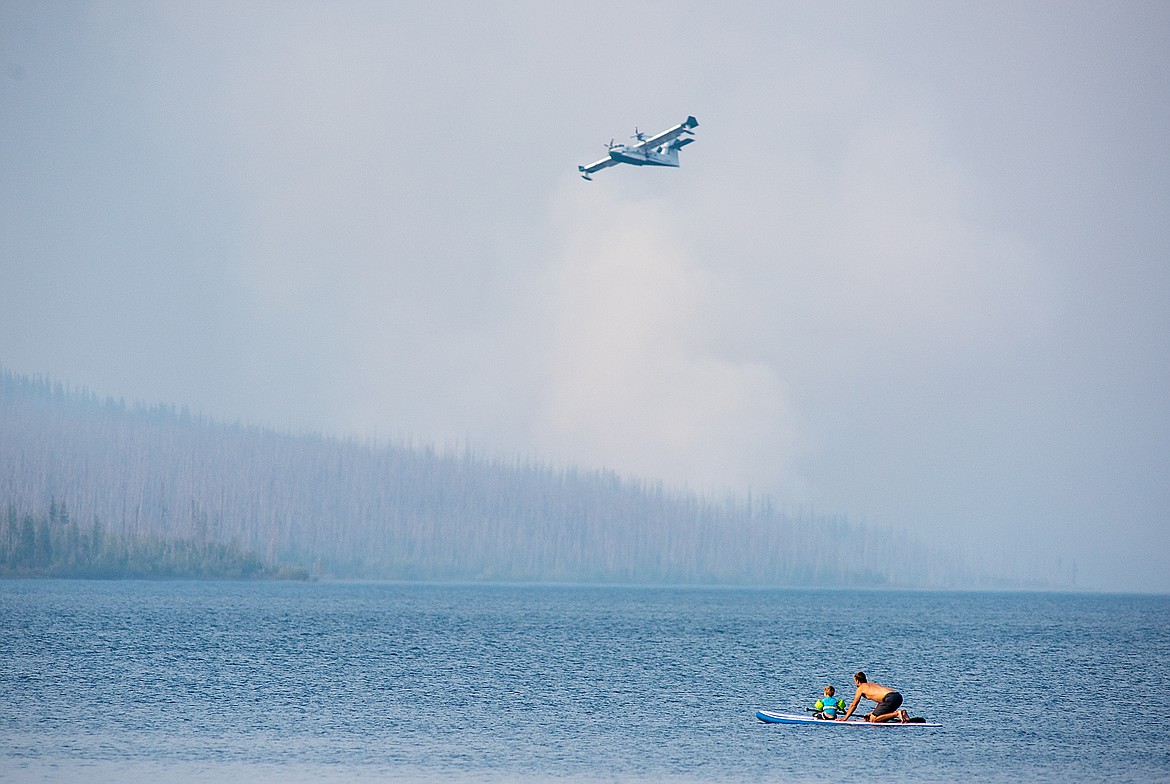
xmin=631 ymin=127 xmax=646 ymax=141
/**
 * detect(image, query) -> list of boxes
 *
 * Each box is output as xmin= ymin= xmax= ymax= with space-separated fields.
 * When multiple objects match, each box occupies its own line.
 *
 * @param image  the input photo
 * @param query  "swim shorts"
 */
xmin=872 ymin=691 xmax=903 ymax=717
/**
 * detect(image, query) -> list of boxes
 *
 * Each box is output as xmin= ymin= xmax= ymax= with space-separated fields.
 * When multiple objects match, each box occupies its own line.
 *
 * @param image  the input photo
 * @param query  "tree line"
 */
xmin=0 ymin=369 xmax=1007 ymax=586
xmin=0 ymin=499 xmax=308 ymax=580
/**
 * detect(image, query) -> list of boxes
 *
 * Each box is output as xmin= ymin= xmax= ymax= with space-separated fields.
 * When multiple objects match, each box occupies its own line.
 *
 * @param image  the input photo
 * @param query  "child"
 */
xmin=814 ymin=685 xmax=847 ymax=720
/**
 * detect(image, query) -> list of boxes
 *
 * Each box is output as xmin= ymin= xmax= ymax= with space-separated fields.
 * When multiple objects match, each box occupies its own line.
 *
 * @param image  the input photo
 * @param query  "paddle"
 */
xmin=810 ymin=707 xmax=925 ymax=723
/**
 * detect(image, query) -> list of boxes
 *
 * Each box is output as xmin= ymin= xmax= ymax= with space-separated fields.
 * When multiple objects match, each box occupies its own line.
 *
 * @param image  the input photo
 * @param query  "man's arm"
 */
xmin=838 ymin=688 xmax=863 ymax=721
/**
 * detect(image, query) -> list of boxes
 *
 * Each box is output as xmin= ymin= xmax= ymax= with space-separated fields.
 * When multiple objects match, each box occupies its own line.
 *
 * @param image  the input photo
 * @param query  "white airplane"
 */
xmin=578 ymin=115 xmax=698 ymax=180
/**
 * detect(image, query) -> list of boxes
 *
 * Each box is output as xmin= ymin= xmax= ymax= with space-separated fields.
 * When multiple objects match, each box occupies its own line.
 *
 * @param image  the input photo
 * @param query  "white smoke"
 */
xmin=531 ymin=189 xmax=801 ymax=495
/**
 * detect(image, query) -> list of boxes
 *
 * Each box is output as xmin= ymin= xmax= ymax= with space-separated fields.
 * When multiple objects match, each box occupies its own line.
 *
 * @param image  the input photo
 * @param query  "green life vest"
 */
xmin=815 ymin=697 xmax=846 ymax=717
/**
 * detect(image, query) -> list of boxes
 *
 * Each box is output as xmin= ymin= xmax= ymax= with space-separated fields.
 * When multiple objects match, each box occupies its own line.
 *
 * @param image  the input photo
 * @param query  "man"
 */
xmin=838 ymin=671 xmax=910 ymax=723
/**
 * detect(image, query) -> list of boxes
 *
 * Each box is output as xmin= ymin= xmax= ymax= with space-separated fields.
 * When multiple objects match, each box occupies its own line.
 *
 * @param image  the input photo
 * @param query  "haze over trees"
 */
xmin=0 ymin=370 xmax=1035 ymax=586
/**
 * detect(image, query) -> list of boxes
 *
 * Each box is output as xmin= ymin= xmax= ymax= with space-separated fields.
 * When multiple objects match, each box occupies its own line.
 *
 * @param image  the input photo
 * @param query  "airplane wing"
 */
xmin=634 ymin=115 xmax=699 ymax=151
xmin=578 ymin=155 xmax=620 ymax=181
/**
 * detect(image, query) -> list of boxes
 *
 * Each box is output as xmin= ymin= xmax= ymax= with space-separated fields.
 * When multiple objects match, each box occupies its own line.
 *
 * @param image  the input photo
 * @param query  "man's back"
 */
xmin=857 ymin=681 xmax=893 ymax=702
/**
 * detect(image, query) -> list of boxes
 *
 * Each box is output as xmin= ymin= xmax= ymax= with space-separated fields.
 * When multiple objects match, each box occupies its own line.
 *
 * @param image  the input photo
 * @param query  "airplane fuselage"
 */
xmin=608 ymin=145 xmax=680 ymax=167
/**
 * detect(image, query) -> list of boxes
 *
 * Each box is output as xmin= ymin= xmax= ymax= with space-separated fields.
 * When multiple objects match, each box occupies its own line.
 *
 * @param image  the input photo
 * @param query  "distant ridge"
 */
xmin=0 ymin=369 xmax=981 ymax=586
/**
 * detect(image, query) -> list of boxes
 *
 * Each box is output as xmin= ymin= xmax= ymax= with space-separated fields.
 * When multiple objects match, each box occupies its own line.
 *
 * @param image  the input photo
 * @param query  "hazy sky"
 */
xmin=2 ymin=1 xmax=1168 ymax=591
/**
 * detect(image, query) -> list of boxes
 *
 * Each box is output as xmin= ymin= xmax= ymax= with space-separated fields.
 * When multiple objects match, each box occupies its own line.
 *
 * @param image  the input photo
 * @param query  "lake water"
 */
xmin=2 ymin=580 xmax=1168 ymax=783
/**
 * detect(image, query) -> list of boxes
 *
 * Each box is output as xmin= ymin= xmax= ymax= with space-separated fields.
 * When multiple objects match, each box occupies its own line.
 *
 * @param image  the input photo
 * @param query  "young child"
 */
xmin=814 ymin=685 xmax=847 ymax=720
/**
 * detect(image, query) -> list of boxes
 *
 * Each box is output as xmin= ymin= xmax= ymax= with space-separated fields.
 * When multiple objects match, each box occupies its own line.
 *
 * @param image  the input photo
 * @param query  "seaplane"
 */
xmin=578 ymin=115 xmax=698 ymax=180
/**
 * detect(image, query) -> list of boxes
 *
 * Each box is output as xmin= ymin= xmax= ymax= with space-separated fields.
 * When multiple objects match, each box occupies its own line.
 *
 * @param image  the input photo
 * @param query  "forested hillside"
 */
xmin=1 ymin=370 xmax=977 ymax=585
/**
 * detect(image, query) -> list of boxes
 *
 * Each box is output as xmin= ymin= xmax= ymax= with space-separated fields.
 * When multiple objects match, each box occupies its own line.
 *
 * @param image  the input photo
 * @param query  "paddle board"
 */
xmin=756 ymin=710 xmax=941 ymax=727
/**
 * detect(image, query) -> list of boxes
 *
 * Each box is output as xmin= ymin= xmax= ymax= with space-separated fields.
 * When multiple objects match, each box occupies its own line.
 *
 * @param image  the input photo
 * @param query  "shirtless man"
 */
xmin=838 ymin=671 xmax=910 ymax=723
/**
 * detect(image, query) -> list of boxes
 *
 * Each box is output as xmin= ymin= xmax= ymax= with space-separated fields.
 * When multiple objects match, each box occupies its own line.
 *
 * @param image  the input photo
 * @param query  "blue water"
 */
xmin=2 ymin=581 xmax=1168 ymax=783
